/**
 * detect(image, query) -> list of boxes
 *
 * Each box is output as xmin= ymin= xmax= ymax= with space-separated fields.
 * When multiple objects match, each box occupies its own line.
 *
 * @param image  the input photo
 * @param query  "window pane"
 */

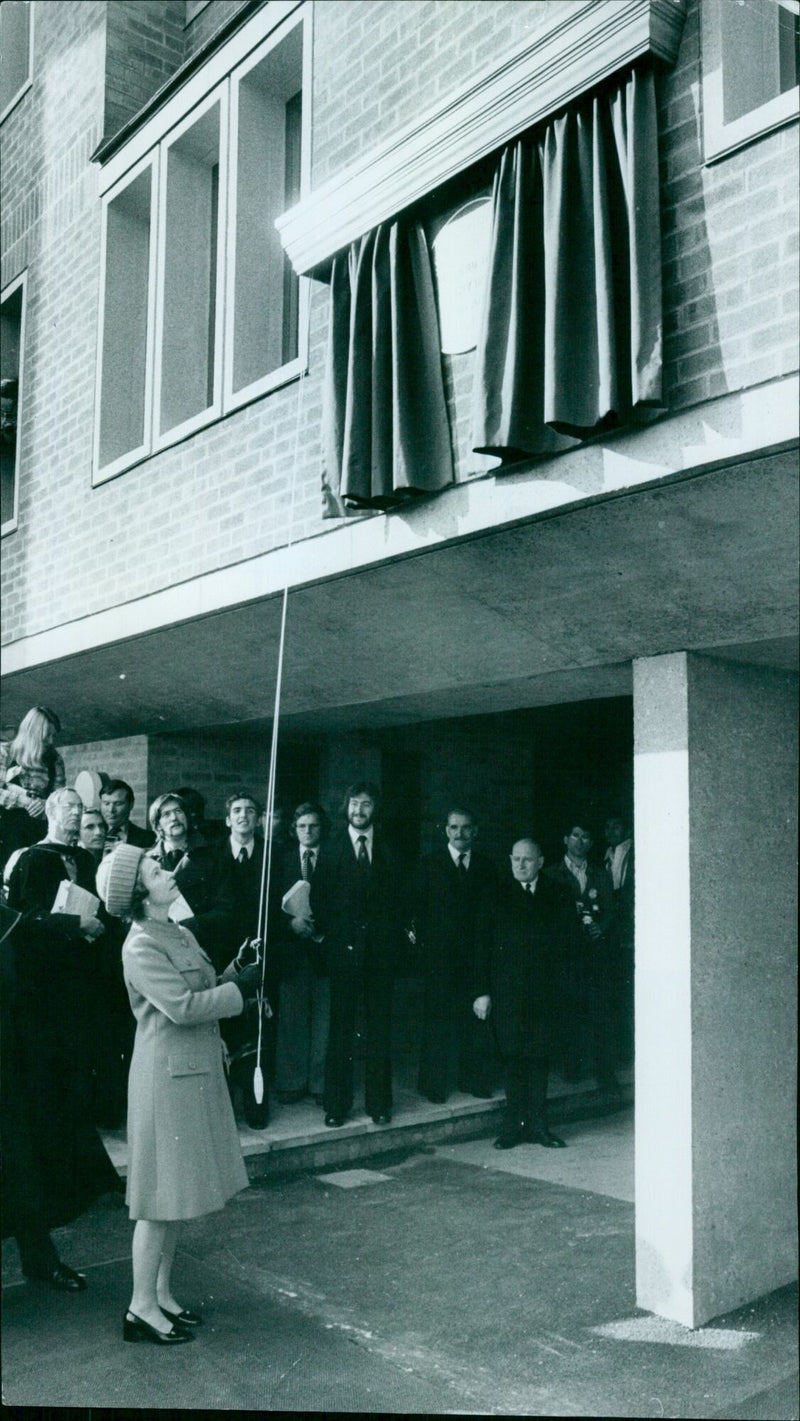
xmin=0 ymin=0 xmax=31 ymax=117
xmin=722 ymin=0 xmax=799 ymax=123
xmin=99 ymin=167 xmax=152 ymax=469
xmin=160 ymin=101 xmax=220 ymax=435
xmin=232 ymin=26 xmax=302 ymax=396
xmin=1 ymin=284 xmax=23 ymax=527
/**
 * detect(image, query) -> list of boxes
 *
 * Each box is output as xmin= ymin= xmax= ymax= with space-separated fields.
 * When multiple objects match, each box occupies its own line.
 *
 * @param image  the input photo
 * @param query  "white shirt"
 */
xmin=564 ymin=855 xmax=588 ymax=895
xmin=605 ymin=840 xmax=632 ymax=890
xmin=520 ymin=876 xmax=538 ymax=896
xmin=448 ymin=844 xmax=472 ymax=869
xmin=230 ymin=837 xmax=255 ymax=861
xmin=348 ymin=823 xmax=374 ymax=862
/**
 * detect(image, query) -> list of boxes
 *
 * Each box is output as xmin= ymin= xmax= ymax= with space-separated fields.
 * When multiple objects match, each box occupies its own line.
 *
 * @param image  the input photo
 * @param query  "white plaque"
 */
xmin=431 ymin=196 xmax=493 ymax=356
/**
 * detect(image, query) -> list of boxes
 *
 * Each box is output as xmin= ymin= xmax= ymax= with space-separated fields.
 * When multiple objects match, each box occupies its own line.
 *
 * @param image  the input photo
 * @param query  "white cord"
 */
xmin=252 ymin=309 xmax=309 ymax=1104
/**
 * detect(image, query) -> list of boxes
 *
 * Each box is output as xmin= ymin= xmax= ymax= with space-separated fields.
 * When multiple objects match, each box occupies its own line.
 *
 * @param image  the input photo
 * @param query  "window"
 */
xmin=703 ymin=0 xmax=800 ymax=161
xmin=0 ymin=0 xmax=33 ymax=123
xmin=1 ymin=271 xmax=26 ymax=535
xmin=94 ymin=8 xmax=307 ymax=482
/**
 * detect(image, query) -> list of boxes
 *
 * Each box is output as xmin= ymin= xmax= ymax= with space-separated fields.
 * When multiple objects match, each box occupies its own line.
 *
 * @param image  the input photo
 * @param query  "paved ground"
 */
xmin=3 ymin=1111 xmax=798 ymax=1417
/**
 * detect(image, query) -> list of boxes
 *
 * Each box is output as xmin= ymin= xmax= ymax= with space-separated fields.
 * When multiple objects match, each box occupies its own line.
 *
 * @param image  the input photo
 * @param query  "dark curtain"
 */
xmin=471 ymin=65 xmax=663 ymax=463
xmin=322 ymin=220 xmax=454 ymax=514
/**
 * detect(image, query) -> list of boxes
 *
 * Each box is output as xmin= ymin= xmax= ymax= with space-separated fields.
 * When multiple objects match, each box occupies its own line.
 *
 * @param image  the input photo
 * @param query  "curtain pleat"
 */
xmin=322 ymin=219 xmax=454 ymax=514
xmin=472 ymin=65 xmax=663 ymax=463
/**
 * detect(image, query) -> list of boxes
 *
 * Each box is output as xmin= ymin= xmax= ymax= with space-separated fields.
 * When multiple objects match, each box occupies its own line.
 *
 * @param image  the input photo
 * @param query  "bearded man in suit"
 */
xmin=412 ymin=807 xmax=498 ymax=1103
xmin=474 ymin=837 xmax=569 ymax=1150
xmin=309 ymin=781 xmax=404 ymax=1128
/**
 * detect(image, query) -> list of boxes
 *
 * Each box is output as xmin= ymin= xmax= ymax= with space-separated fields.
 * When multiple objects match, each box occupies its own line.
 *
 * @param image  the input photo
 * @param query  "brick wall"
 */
xmin=104 ymin=0 xmax=185 ymax=141
xmin=310 ymin=0 xmax=569 ymax=186
xmin=659 ymin=0 xmax=800 ymax=409
xmin=60 ymin=733 xmax=149 ymax=820
xmin=1 ymin=0 xmax=797 ymax=655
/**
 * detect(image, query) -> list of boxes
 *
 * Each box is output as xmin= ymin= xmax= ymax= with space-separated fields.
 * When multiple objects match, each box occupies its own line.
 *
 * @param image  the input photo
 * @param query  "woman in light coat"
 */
xmin=97 ymin=842 xmax=263 ymax=1346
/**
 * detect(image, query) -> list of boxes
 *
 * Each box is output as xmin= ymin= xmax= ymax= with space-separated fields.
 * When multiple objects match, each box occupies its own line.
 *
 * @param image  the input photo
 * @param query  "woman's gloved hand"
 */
xmin=235 ymin=963 xmax=263 ymax=1001
xmin=234 ymin=937 xmax=261 ymax=971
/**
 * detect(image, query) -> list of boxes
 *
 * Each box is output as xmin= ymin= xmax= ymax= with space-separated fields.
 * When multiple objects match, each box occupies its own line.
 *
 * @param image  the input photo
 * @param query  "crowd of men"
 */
xmin=1 ymin=771 xmax=634 ymax=1152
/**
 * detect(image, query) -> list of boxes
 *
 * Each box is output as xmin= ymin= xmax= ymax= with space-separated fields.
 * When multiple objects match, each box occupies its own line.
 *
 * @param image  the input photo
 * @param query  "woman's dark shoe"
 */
xmin=324 ymin=1113 xmax=345 ymax=1127
xmin=161 ymin=1306 xmax=203 ymax=1326
xmin=123 ymin=1311 xmax=194 ymax=1344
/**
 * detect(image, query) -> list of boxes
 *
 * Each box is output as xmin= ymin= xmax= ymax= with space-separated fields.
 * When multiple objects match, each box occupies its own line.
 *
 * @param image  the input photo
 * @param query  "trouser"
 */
xmin=418 ymin=976 xmax=496 ymax=1100
xmin=502 ymin=1055 xmax=550 ymax=1136
xmin=275 ymin=963 xmax=330 ymax=1096
xmin=14 ymin=1221 xmax=60 ymax=1280
xmin=324 ymin=964 xmax=393 ymax=1119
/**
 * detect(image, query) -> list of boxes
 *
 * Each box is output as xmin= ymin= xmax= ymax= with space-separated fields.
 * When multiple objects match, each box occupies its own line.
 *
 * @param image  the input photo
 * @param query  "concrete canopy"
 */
xmin=2 ymin=450 xmax=797 ymax=743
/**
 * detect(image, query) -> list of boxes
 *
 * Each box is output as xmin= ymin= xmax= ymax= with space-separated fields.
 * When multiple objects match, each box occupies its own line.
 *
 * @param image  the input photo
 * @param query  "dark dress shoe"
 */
xmin=494 ymin=1131 xmax=524 ymax=1150
xmin=324 ymin=1114 xmax=345 ymax=1127
xmin=45 ymin=1263 xmax=88 ymax=1292
xmin=123 ymin=1311 xmax=194 ymax=1344
xmin=371 ymin=1113 xmax=391 ymax=1125
xmin=529 ymin=1130 xmax=567 ymax=1148
xmin=161 ymin=1306 xmax=202 ymax=1326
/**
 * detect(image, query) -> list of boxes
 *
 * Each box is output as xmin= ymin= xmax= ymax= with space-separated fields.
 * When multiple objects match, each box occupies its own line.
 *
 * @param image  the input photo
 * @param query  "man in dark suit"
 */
xmin=411 ymin=806 xmax=498 ymax=1102
xmin=99 ymin=779 xmax=154 ymax=852
xmin=474 ymin=836 xmax=569 ymax=1150
xmin=273 ymin=802 xmax=330 ymax=1105
xmin=309 ymin=781 xmax=404 ymax=1127
xmin=543 ymin=820 xmax=623 ymax=1094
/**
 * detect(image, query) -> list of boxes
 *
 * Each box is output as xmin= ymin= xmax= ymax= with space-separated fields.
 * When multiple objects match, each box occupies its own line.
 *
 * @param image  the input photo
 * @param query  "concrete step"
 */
xmin=100 ymin=1075 xmax=633 ymax=1182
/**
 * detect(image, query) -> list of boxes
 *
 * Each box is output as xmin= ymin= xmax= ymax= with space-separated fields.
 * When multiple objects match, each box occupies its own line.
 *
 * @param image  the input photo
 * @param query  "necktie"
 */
xmin=60 ymin=849 xmax=78 ymax=882
xmin=238 ymin=847 xmax=248 ymax=865
xmin=356 ymin=835 xmax=369 ymax=867
xmin=302 ymin=849 xmax=313 ymax=880
xmin=457 ymin=853 xmax=468 ymax=878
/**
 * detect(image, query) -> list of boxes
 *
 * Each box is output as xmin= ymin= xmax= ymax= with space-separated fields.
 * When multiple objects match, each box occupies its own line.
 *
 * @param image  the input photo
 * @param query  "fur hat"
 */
xmin=96 ymin=843 xmax=145 ymax=918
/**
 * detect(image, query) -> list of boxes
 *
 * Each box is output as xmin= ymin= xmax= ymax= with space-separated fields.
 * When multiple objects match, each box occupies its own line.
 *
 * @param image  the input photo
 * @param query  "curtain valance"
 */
xmin=322 ymin=220 xmax=454 ymax=514
xmin=471 ymin=65 xmax=664 ymax=463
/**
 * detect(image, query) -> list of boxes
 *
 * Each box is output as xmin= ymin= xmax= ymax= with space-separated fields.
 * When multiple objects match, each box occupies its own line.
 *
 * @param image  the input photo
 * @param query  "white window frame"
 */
xmin=223 ymin=8 xmax=309 ymax=414
xmin=0 ymin=0 xmax=34 ymax=126
xmin=702 ymin=0 xmax=800 ymax=163
xmin=93 ymin=0 xmax=309 ymax=486
xmin=152 ymin=84 xmax=229 ymax=452
xmin=1 ymin=268 xmax=27 ymax=537
xmin=93 ymin=150 xmax=160 ymax=484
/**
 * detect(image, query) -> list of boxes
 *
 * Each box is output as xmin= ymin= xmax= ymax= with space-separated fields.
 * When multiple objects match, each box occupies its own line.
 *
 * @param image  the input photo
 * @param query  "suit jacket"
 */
xmin=475 ymin=874 xmax=568 ymax=1058
xmin=411 ymin=847 xmax=496 ymax=991
xmin=310 ymin=827 xmax=405 ymax=979
xmin=543 ymin=857 xmax=622 ymax=1001
xmin=122 ymin=819 xmax=155 ymax=850
xmin=153 ymin=835 xmax=241 ymax=971
xmin=270 ymin=843 xmax=324 ymax=980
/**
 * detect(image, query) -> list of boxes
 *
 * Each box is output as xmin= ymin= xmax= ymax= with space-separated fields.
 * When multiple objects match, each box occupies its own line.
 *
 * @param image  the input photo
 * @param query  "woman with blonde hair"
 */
xmin=0 ymin=706 xmax=65 ymax=869
xmin=96 ymin=842 xmax=262 ymax=1345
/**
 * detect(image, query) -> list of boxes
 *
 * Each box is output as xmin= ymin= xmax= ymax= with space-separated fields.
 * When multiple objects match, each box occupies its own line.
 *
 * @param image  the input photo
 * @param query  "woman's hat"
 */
xmin=96 ymin=843 xmax=145 ymax=918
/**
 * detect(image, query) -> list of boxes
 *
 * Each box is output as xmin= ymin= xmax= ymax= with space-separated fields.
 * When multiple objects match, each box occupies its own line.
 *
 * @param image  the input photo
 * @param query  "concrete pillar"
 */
xmin=633 ymin=652 xmax=798 ymax=1326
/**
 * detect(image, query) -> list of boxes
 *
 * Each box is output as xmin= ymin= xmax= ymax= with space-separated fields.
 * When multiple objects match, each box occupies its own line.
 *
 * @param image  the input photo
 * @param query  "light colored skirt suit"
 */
xmin=122 ymin=918 xmax=248 ymax=1220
